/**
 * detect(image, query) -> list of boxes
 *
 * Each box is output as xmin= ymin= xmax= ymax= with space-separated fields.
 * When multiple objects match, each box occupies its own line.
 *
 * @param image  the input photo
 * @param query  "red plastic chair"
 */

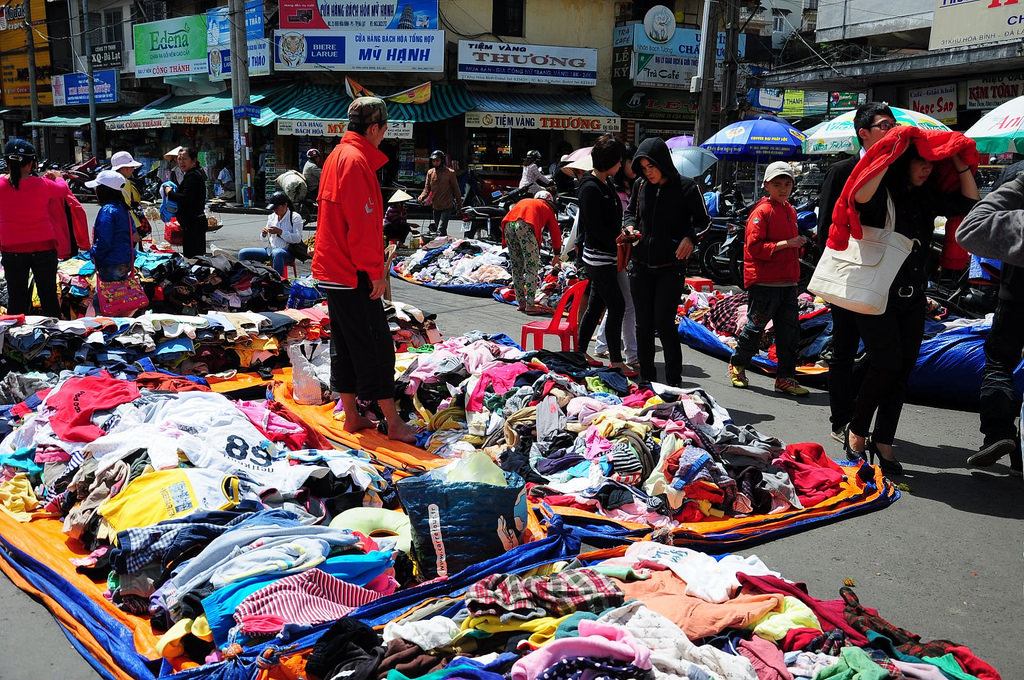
xmin=520 ymin=279 xmax=589 ymax=351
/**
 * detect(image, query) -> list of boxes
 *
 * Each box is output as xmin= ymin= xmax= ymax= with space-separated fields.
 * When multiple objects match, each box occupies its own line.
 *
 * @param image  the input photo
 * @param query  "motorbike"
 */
xmin=64 ymin=157 xmax=100 ymax=201
xmin=461 ymin=185 xmax=533 ymax=244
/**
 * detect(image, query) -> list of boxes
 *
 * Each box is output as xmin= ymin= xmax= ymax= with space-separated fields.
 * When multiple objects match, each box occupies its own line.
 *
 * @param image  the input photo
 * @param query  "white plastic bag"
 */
xmin=288 ymin=340 xmax=331 ymax=405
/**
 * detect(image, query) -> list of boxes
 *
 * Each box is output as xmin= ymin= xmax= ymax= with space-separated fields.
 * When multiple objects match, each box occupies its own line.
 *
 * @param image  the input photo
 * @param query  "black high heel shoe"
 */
xmin=844 ymin=427 xmax=867 ymax=462
xmin=866 ymin=436 xmax=903 ymax=476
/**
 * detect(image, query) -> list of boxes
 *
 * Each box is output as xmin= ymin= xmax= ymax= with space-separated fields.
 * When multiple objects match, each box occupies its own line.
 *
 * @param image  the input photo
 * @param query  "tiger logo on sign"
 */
xmin=278 ymin=32 xmax=307 ymax=68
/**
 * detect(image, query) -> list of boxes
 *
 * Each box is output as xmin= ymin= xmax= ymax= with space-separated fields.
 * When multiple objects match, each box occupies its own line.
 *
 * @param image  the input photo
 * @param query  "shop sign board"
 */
xmin=632 ymin=53 xmax=691 ymax=89
xmin=930 ymin=0 xmax=1024 ymax=51
xmin=614 ymin=87 xmax=705 ymax=122
xmin=0 ymin=0 xmax=51 ymax=107
xmin=909 ymin=84 xmax=957 ymax=124
xmin=274 ymin=29 xmax=443 ymax=71
xmin=748 ymin=88 xmax=785 ymax=112
xmin=457 ymin=41 xmax=597 ymax=86
xmin=465 ymin=110 xmax=620 ymax=132
xmin=165 ymin=112 xmax=221 ymax=125
xmin=279 ymin=0 xmax=438 ymax=30
xmin=91 ymin=42 xmax=122 ymax=70
xmin=277 ymin=117 xmax=413 ymax=137
xmin=617 ymin=23 xmax=745 ymax=59
xmin=133 ymin=15 xmax=209 ymax=78
xmin=967 ymin=72 xmax=1024 ymax=109
xmin=105 ymin=116 xmax=171 ymax=131
xmin=52 ymin=70 xmax=118 ymax=106
xmin=207 ymin=1 xmax=270 ymax=81
xmin=233 ymin=104 xmax=262 ymax=119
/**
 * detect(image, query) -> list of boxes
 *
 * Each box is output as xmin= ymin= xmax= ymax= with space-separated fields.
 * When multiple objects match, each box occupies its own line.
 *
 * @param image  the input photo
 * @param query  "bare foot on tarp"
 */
xmin=342 ymin=413 xmax=378 ymax=433
xmin=386 ymin=421 xmax=420 ymax=444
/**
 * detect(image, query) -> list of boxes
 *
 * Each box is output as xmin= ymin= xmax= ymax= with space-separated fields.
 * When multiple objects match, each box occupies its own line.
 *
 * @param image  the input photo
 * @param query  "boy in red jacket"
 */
xmin=728 ymin=162 xmax=809 ymax=396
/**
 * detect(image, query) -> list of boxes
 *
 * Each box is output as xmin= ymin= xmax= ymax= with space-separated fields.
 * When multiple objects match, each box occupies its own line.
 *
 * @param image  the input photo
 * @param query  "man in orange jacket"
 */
xmin=312 ymin=97 xmax=418 ymax=444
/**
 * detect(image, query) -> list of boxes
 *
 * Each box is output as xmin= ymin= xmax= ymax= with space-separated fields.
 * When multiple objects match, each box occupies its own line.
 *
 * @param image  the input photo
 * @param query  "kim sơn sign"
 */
xmin=457 ymin=41 xmax=597 ymax=87
xmin=465 ymin=111 xmax=620 ymax=133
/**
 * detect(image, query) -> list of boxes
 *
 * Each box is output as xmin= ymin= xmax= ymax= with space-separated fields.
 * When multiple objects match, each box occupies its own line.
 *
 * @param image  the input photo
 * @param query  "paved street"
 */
xmin=0 ymin=206 xmax=1018 ymax=678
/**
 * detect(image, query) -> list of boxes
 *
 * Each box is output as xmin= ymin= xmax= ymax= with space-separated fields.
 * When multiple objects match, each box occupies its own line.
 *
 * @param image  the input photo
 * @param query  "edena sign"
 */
xmin=133 ymin=15 xmax=209 ymax=78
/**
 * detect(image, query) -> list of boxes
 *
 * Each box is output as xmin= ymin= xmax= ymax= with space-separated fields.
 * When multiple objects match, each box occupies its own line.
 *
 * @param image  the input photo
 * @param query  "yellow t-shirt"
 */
xmin=99 ymin=468 xmax=240 ymax=533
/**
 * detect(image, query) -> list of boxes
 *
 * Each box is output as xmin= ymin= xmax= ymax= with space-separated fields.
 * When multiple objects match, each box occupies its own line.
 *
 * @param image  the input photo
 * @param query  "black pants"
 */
xmin=578 ymin=263 xmax=625 ymax=363
xmin=2 ymin=249 xmax=60 ymax=317
xmin=849 ymin=294 xmax=926 ymax=446
xmin=731 ymin=285 xmax=800 ymax=378
xmin=325 ymin=277 xmax=396 ymax=401
xmin=828 ymin=304 xmax=862 ymax=431
xmin=980 ymin=300 xmax=1024 ymax=446
xmin=181 ymin=219 xmax=207 ymax=258
xmin=631 ymin=264 xmax=685 ymax=385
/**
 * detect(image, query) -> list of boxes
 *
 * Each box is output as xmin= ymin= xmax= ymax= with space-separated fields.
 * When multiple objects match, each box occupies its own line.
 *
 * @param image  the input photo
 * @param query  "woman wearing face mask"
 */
xmin=238 ymin=191 xmax=304 ymax=276
xmin=623 ymin=137 xmax=710 ymax=386
xmin=163 ymin=146 xmax=208 ymax=258
xmin=0 ymin=139 xmax=68 ymax=317
xmin=841 ymin=144 xmax=978 ymax=473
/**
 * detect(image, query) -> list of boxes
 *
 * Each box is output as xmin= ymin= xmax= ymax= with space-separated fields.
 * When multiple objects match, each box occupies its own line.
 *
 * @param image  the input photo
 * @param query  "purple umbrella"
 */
xmin=666 ymin=135 xmax=694 ymax=150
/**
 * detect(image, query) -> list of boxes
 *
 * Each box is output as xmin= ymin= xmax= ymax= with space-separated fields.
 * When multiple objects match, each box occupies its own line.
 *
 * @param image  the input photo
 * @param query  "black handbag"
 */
xmin=287 ymin=241 xmax=310 ymax=261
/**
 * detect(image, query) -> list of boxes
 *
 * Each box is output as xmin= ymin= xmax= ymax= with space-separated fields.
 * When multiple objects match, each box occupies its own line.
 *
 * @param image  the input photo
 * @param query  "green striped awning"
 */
xmin=25 ymin=114 xmax=113 ymax=127
xmin=105 ymin=88 xmax=285 ymax=130
xmin=253 ymin=82 xmax=475 ymax=128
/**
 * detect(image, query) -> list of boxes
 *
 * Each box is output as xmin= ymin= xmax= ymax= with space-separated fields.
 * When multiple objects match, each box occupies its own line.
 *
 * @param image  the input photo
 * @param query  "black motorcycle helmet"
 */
xmin=526 ymin=149 xmax=542 ymax=164
xmin=429 ymin=149 xmax=445 ymax=162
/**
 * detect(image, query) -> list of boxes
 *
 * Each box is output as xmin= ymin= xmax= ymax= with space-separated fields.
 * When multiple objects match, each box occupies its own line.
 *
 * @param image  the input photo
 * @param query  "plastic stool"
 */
xmin=284 ymin=262 xmax=298 ymax=280
xmin=685 ymin=276 xmax=714 ymax=292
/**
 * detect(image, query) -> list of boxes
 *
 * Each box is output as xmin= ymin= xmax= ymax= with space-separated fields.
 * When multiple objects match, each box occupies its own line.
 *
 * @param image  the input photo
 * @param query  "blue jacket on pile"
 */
xmin=91 ymin=202 xmax=134 ymax=273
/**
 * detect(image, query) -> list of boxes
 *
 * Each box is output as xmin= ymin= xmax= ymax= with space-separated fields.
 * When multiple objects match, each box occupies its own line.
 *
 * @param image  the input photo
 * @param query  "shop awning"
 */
xmin=105 ymin=88 xmax=284 ymax=130
xmin=466 ymin=92 xmax=620 ymax=132
xmin=254 ymin=83 xmax=475 ymax=137
xmin=25 ymin=114 xmax=115 ymax=128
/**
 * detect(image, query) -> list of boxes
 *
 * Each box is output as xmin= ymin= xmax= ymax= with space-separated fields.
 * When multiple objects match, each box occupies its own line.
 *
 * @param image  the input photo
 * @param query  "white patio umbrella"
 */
xmin=964 ymin=95 xmax=1024 ymax=153
xmin=802 ymin=107 xmax=950 ymax=155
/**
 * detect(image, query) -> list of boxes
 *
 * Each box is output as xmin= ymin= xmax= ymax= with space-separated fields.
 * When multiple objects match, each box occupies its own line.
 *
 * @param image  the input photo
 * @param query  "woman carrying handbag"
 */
xmin=820 ymin=130 xmax=978 ymax=474
xmin=89 ymin=170 xmax=148 ymax=317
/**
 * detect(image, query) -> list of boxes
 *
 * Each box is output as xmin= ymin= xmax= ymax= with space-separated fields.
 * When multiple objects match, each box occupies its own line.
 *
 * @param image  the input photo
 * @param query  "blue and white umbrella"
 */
xmin=701 ymin=119 xmax=806 ymax=161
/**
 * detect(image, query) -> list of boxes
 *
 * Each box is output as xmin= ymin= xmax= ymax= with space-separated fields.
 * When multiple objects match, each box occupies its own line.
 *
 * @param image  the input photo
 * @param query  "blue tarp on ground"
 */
xmin=390 ymin=260 xmax=501 ymax=297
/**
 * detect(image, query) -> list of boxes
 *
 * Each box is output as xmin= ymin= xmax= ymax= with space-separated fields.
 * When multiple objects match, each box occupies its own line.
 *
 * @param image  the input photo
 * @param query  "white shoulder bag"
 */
xmin=808 ymin=191 xmax=916 ymax=315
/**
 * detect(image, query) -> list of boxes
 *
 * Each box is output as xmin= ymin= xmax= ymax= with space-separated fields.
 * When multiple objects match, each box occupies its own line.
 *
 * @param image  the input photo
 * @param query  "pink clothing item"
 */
xmin=581 ymin=428 xmax=615 ymax=460
xmin=34 ymin=445 xmax=71 ymax=464
xmin=233 ymin=568 xmax=384 ymax=632
xmin=49 ymin=181 xmax=90 ymax=259
xmin=466 ymin=361 xmax=533 ymax=412
xmin=0 ymin=175 xmax=65 ymax=252
xmin=737 ymin=635 xmax=793 ymax=680
xmin=235 ymin=400 xmax=306 ymax=449
xmin=238 ymin=614 xmax=287 ymax=634
xmin=892 ymin=660 xmax=955 ymax=680
xmin=510 ymin=619 xmax=652 ymax=680
xmin=566 ymin=396 xmax=609 ymax=423
xmin=621 ymin=388 xmax=656 ymax=408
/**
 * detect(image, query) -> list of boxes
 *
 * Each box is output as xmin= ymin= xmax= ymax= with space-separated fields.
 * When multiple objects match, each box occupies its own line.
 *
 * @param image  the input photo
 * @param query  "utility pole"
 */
xmin=717 ymin=0 xmax=741 ymax=184
xmin=693 ymin=0 xmax=721 ymax=145
xmin=229 ymin=0 xmax=251 ymax=206
xmin=23 ymin=0 xmax=45 ymax=158
xmin=81 ymin=0 xmax=100 ymax=161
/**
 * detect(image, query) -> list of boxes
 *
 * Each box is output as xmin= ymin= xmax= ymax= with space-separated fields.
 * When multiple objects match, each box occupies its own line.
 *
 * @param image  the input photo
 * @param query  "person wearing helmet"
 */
xmin=519 ymin=149 xmax=553 ymax=194
xmin=501 ymin=190 xmax=561 ymax=315
xmin=303 ymin=148 xmax=324 ymax=198
xmin=417 ymin=150 xmax=461 ymax=239
xmin=0 ymin=139 xmax=69 ymax=317
xmin=238 ymin=191 xmax=305 ymax=276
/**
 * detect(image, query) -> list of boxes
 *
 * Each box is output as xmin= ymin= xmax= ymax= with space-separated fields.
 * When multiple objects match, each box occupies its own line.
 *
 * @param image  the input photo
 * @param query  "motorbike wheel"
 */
xmin=698 ymin=233 xmax=731 ymax=284
xmin=728 ymin=249 xmax=745 ymax=290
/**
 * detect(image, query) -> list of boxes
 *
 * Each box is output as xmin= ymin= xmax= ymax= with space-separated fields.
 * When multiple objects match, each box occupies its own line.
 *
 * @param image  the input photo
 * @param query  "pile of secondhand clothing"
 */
xmin=45 ymin=250 xmax=289 ymax=318
xmin=493 ymin=262 xmax=582 ymax=311
xmin=305 ymin=542 xmax=1001 ymax=680
xmin=0 ymin=300 xmax=439 ymax=377
xmin=392 ymin=334 xmax=855 ymax=527
xmin=392 ymin=238 xmax=512 ymax=291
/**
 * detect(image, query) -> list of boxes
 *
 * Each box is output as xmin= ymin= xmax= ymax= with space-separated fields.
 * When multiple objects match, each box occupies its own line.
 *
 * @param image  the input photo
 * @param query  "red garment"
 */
xmin=501 ymin=198 xmax=561 ymax=253
xmin=49 ymin=181 xmax=90 ymax=259
xmin=312 ymin=132 xmax=389 ymax=287
xmin=773 ymin=443 xmax=846 ymax=507
xmin=0 ymin=175 xmax=65 ymax=252
xmin=744 ymin=197 xmax=800 ymax=287
xmin=827 ymin=128 xmax=980 ymax=251
xmin=780 ymin=627 xmax=825 ymax=652
xmin=737 ymin=573 xmax=868 ymax=646
xmin=134 ymin=372 xmax=211 ymax=393
xmin=946 ymin=645 xmax=1002 ymax=680
xmin=46 ymin=372 xmax=140 ymax=443
xmin=737 ymin=635 xmax=794 ymax=680
xmin=268 ymin=400 xmax=332 ymax=450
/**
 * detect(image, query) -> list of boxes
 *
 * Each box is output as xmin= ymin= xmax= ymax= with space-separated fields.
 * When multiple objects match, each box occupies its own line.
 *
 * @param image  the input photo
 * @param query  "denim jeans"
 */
xmin=980 ymin=300 xmax=1024 ymax=446
xmin=429 ymin=208 xmax=454 ymax=237
xmin=238 ymin=247 xmax=293 ymax=276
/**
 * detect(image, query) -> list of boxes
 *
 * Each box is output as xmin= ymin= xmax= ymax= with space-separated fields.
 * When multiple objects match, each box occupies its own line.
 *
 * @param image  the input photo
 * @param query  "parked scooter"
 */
xmin=461 ymin=185 xmax=533 ymax=244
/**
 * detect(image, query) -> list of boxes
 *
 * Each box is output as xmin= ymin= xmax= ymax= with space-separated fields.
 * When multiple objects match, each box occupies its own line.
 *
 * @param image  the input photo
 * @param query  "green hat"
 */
xmin=348 ymin=97 xmax=388 ymax=127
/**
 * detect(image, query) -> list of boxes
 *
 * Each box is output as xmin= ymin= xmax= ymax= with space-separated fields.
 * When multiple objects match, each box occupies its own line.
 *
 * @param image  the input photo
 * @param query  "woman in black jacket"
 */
xmin=164 ymin=147 xmax=208 ymax=257
xmin=624 ymin=137 xmax=710 ymax=386
xmin=575 ymin=135 xmax=628 ymax=372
